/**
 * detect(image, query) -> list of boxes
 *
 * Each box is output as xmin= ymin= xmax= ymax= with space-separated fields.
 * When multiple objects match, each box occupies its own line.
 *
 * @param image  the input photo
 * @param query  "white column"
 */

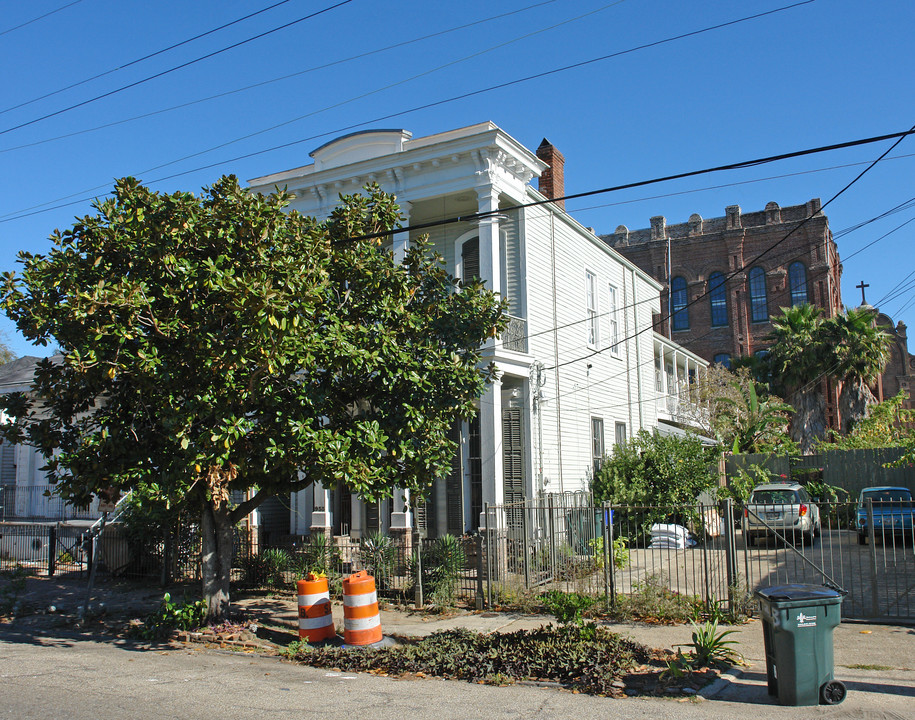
xmin=392 ymin=201 xmax=412 ymax=264
xmin=476 ymin=186 xmax=502 ymax=350
xmin=390 ymin=488 xmax=413 ymax=530
xmin=479 ymin=375 xmax=504 ymax=530
xmin=310 ymin=482 xmax=332 ymax=531
xmin=350 ymin=494 xmax=363 ymax=538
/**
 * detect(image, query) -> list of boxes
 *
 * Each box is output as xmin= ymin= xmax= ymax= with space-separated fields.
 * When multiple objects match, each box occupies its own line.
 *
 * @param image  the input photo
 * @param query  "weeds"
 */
xmin=0 ymin=565 xmax=32 ymax=616
xmin=688 ymin=619 xmax=741 ymax=667
xmin=133 ymin=592 xmax=207 ymax=640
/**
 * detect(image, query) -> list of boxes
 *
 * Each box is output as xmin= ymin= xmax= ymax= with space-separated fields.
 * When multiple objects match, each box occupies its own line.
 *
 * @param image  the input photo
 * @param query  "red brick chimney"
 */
xmin=536 ymin=138 xmax=565 ymax=210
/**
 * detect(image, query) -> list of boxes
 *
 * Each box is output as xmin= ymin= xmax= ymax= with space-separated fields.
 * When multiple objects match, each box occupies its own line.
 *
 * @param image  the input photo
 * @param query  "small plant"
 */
xmin=588 ymin=535 xmax=629 ymax=570
xmin=0 ymin=565 xmax=32 ymax=616
xmin=360 ymin=532 xmax=396 ymax=589
xmin=540 ymin=590 xmax=596 ymax=625
xmin=298 ymin=533 xmax=340 ymax=576
xmin=689 ymin=619 xmax=741 ymax=667
xmin=609 ymin=574 xmax=700 ymax=623
xmin=241 ymin=548 xmax=291 ymax=588
xmin=415 ymin=534 xmax=466 ymax=608
xmin=280 ymin=638 xmax=310 ymax=658
xmin=136 ymin=592 xmax=207 ymax=640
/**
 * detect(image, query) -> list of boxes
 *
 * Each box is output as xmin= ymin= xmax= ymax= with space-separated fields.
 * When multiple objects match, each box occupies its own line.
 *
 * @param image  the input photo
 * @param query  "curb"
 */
xmin=699 ymin=664 xmax=745 ymax=699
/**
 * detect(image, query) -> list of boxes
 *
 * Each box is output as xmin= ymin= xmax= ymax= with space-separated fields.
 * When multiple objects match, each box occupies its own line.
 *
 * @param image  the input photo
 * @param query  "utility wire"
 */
xmin=0 ymin=0 xmax=355 ymax=137
xmin=0 ymin=0 xmax=563 ymax=153
xmin=0 ymin=0 xmax=83 ymax=37
xmin=542 ymin=121 xmax=915 ymax=371
xmin=0 ymin=0 xmax=810 ymax=221
xmin=0 ymin=0 xmax=295 ymax=117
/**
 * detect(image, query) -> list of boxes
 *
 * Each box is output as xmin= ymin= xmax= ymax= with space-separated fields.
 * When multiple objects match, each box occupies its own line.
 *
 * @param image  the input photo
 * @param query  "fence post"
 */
xmin=475 ymin=533 xmax=484 ymax=610
xmin=867 ymin=498 xmax=879 ymax=617
xmin=548 ymin=495 xmax=556 ymax=582
xmin=160 ymin=526 xmax=170 ymax=587
xmin=723 ymin=499 xmax=737 ymax=610
xmin=521 ymin=504 xmax=530 ymax=590
xmin=602 ymin=504 xmax=610 ymax=611
xmin=47 ymin=525 xmax=57 ymax=577
xmin=607 ymin=504 xmax=616 ymax=607
xmin=484 ymin=503 xmax=493 ymax=610
xmin=415 ymin=536 xmax=424 ymax=609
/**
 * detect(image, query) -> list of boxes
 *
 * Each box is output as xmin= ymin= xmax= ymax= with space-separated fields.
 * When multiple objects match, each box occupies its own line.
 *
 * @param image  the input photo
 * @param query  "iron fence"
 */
xmin=5 ymin=496 xmax=912 ymax=622
xmin=480 ymin=496 xmax=915 ymax=622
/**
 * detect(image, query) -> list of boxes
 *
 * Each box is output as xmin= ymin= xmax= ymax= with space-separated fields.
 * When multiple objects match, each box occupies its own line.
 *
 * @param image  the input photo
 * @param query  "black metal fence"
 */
xmin=5 ymin=496 xmax=912 ymax=621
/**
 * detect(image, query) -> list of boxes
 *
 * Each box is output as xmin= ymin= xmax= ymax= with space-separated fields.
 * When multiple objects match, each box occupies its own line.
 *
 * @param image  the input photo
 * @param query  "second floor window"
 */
xmin=591 ymin=417 xmax=605 ymax=475
xmin=586 ymin=270 xmax=599 ymax=347
xmin=671 ymin=276 xmax=689 ymax=330
xmin=709 ymin=272 xmax=727 ymax=326
xmin=713 ymin=353 xmax=731 ymax=369
xmin=789 ymin=262 xmax=808 ymax=306
xmin=607 ymin=284 xmax=620 ymax=353
xmin=748 ymin=267 xmax=768 ymax=322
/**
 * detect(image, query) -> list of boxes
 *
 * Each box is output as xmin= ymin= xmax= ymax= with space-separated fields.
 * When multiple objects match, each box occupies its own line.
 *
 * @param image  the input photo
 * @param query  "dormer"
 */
xmin=309 ymin=130 xmax=412 ymax=171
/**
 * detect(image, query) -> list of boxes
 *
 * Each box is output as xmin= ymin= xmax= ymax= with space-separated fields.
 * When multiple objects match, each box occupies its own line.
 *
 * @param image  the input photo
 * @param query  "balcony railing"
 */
xmin=501 ymin=315 xmax=527 ymax=353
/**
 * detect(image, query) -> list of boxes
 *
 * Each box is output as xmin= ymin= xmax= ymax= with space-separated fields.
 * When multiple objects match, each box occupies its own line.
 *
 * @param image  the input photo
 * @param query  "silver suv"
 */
xmin=742 ymin=482 xmax=821 ymax=546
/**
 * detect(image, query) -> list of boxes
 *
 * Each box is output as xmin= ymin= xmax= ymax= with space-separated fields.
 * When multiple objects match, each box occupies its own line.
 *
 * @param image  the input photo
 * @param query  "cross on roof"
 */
xmin=856 ymin=280 xmax=869 ymax=305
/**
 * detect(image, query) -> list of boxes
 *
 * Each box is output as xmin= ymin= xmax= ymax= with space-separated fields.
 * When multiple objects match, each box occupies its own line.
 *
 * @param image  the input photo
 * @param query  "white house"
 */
xmin=0 ymin=355 xmax=103 ymax=522
xmin=248 ymin=122 xmax=708 ymax=539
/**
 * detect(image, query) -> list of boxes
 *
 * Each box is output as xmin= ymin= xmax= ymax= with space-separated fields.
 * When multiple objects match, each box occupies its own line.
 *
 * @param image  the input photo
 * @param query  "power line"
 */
xmin=542 ymin=121 xmax=915 ymax=372
xmin=0 ymin=0 xmax=563 ymax=154
xmin=0 ymin=0 xmax=295 ymax=117
xmin=0 ymin=0 xmax=355 ymax=137
xmin=0 ymin=0 xmax=812 ymax=222
xmin=0 ymin=0 xmax=83 ymax=37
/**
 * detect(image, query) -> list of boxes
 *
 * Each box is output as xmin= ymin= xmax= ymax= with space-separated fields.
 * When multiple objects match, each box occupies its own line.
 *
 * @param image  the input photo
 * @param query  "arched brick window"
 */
xmin=748 ymin=267 xmax=768 ymax=323
xmin=789 ymin=261 xmax=808 ymax=306
xmin=709 ymin=272 xmax=727 ymax=327
xmin=671 ymin=276 xmax=689 ymax=330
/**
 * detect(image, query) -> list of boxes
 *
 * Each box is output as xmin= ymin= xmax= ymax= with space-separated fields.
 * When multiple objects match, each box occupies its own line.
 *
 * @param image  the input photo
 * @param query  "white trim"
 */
xmin=342 ymin=591 xmax=378 ymax=607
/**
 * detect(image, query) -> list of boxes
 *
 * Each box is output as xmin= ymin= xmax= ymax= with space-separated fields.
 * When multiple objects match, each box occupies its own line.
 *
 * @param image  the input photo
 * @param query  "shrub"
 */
xmin=415 ymin=534 xmax=466 ymax=608
xmin=241 ymin=548 xmax=291 ymax=588
xmin=540 ymin=590 xmax=596 ymax=625
xmin=286 ymin=625 xmax=644 ymax=695
xmin=135 ymin=592 xmax=207 ymax=640
xmin=360 ymin=532 xmax=396 ymax=589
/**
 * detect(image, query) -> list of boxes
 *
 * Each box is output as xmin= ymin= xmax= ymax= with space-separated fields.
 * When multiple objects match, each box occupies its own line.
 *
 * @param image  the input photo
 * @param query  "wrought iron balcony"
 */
xmin=501 ymin=315 xmax=527 ymax=353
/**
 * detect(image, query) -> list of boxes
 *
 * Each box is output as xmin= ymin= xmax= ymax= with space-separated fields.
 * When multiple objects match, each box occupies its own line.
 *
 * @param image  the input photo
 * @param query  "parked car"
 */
xmin=742 ymin=482 xmax=821 ymax=546
xmin=855 ymin=486 xmax=914 ymax=545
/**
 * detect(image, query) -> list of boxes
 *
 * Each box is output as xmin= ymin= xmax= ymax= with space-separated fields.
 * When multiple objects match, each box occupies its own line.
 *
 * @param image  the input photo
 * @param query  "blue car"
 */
xmin=856 ymin=486 xmax=914 ymax=545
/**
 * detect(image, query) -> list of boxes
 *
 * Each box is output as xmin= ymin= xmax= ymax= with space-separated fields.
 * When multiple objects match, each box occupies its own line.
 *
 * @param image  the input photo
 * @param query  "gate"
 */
xmin=741 ymin=500 xmax=915 ymax=622
xmin=480 ymin=497 xmax=915 ymax=622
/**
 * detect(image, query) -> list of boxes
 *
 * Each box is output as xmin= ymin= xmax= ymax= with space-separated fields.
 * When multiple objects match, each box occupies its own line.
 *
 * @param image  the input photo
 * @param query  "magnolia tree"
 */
xmin=0 ymin=177 xmax=505 ymax=617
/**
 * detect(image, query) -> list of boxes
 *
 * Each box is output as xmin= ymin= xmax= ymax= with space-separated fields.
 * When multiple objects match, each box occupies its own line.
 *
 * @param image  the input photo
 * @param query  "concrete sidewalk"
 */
xmin=235 ymin=592 xmax=915 ymax=705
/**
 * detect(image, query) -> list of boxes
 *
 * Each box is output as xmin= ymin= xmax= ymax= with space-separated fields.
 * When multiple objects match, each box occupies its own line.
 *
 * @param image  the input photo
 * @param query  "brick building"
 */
xmin=601 ymin=199 xmax=844 ymax=427
xmin=875 ymin=313 xmax=915 ymax=410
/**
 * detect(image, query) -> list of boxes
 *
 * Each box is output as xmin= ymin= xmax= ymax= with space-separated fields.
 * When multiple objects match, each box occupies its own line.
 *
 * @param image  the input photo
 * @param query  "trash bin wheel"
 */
xmin=820 ymin=680 xmax=846 ymax=705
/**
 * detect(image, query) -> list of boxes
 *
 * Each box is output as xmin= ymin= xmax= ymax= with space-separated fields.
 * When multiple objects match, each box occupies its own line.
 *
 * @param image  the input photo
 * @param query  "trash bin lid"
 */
xmin=755 ymin=584 xmax=844 ymax=602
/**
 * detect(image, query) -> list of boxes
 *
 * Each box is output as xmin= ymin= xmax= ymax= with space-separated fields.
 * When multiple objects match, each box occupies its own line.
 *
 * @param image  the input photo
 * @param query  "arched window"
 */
xmin=788 ymin=262 xmax=808 ymax=306
xmin=708 ymin=272 xmax=727 ymax=327
xmin=713 ymin=353 xmax=731 ymax=369
xmin=671 ymin=276 xmax=689 ymax=331
xmin=748 ymin=267 xmax=768 ymax=322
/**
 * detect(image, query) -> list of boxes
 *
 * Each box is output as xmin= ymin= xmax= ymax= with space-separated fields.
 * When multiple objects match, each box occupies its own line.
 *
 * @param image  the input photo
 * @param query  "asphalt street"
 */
xmin=1 ymin=625 xmax=913 ymax=720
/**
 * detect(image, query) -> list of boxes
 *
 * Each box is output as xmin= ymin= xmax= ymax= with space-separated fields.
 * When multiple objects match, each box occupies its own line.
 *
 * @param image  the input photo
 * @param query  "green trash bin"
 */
xmin=755 ymin=584 xmax=846 ymax=706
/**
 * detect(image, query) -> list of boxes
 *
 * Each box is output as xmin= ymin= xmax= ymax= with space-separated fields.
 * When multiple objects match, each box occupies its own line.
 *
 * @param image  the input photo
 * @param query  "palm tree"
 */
xmin=828 ymin=306 xmax=892 ymax=434
xmin=765 ymin=304 xmax=831 ymax=454
xmin=716 ymin=380 xmax=795 ymax=454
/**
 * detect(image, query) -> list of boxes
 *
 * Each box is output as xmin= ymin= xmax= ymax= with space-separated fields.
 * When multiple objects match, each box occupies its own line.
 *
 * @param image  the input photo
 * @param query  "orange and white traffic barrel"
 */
xmin=296 ymin=573 xmax=336 ymax=643
xmin=342 ymin=570 xmax=383 ymax=646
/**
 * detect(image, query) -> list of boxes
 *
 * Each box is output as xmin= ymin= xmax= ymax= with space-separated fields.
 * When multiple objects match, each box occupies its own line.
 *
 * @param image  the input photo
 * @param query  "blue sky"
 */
xmin=1 ymin=0 xmax=913 ymax=358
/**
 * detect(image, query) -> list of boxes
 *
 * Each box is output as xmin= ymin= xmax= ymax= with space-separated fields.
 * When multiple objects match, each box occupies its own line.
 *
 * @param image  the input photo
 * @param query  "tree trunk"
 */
xmin=839 ymin=378 xmax=875 ymax=435
xmin=200 ymin=498 xmax=234 ymax=620
xmin=789 ymin=389 xmax=827 ymax=455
